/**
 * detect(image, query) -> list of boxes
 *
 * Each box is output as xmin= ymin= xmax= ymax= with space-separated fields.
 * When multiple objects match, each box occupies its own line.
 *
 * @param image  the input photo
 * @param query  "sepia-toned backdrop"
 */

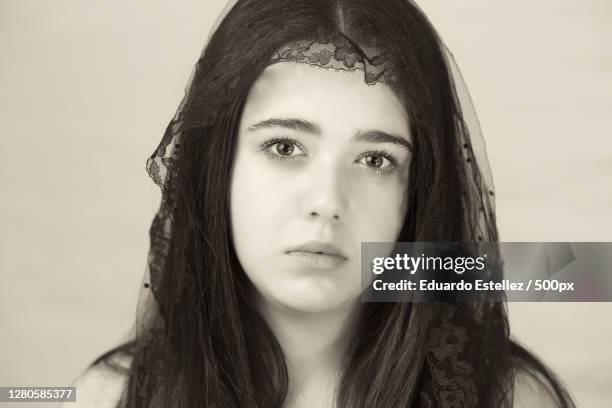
xmin=1 ymin=1 xmax=610 ymax=406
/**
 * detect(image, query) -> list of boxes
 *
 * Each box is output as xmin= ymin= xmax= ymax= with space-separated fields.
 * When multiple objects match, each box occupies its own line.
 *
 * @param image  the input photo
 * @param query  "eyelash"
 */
xmin=357 ymin=149 xmax=400 ymax=176
xmin=258 ymin=137 xmax=401 ymax=176
xmin=259 ymin=137 xmax=307 ymax=162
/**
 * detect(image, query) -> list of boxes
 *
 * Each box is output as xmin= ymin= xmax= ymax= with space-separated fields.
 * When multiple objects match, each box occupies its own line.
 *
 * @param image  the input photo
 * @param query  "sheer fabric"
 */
xmin=133 ymin=1 xmax=508 ymax=406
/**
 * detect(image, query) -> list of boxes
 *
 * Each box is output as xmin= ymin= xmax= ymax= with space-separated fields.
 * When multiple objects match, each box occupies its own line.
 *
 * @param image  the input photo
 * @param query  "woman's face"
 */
xmin=230 ymin=62 xmax=413 ymax=313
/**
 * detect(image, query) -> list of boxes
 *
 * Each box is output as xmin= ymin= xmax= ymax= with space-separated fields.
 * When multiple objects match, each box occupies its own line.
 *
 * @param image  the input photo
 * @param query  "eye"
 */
xmin=356 ymin=151 xmax=400 ymax=175
xmin=259 ymin=137 xmax=307 ymax=161
xmin=275 ymin=141 xmax=295 ymax=156
xmin=363 ymin=154 xmax=386 ymax=168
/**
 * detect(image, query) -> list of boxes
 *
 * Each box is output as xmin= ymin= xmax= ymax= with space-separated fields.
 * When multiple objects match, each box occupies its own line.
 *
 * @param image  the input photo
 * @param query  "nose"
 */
xmin=300 ymin=161 xmax=348 ymax=223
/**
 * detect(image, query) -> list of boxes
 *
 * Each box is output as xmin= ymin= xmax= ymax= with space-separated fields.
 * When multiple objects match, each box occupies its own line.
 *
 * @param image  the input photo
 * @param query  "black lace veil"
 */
xmin=129 ymin=0 xmax=511 ymax=406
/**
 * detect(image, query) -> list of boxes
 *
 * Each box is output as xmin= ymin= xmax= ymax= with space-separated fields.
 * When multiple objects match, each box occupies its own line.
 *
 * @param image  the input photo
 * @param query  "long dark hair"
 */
xmin=93 ymin=1 xmax=576 ymax=407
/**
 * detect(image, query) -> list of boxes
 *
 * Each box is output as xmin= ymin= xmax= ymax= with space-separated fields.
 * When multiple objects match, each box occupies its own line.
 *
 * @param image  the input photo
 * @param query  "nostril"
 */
xmin=307 ymin=211 xmax=341 ymax=222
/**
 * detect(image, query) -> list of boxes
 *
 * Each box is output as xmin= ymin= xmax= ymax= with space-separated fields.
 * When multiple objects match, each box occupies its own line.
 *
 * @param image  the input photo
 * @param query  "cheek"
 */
xmin=229 ymin=151 xmax=289 ymax=255
xmin=351 ymin=170 xmax=410 ymax=243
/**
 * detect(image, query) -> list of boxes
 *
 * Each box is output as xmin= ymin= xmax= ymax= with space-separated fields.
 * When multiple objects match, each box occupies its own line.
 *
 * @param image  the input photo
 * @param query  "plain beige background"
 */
xmin=1 ymin=0 xmax=611 ymax=407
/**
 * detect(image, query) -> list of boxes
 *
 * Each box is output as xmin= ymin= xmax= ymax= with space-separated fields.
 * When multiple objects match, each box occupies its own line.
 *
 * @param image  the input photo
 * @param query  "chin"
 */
xmin=280 ymin=298 xmax=341 ymax=314
xmin=270 ymin=284 xmax=356 ymax=314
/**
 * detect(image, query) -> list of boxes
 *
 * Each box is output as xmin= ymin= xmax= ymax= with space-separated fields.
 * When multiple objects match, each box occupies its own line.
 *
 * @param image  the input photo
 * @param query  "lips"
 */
xmin=285 ymin=241 xmax=348 ymax=269
xmin=286 ymin=241 xmax=348 ymax=259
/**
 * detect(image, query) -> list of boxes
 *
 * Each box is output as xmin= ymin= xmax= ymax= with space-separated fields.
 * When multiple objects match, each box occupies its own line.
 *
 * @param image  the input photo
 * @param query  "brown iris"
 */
xmin=276 ymin=142 xmax=294 ymax=155
xmin=365 ymin=154 xmax=384 ymax=168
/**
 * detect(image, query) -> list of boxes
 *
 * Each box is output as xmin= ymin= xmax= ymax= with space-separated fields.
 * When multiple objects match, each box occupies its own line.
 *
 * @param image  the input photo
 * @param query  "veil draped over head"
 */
xmin=125 ymin=0 xmax=517 ymax=407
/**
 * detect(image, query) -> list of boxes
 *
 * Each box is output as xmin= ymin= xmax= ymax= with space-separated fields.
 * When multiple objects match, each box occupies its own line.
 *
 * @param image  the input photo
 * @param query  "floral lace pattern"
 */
xmin=270 ymin=34 xmax=398 ymax=87
xmin=423 ymin=305 xmax=478 ymax=407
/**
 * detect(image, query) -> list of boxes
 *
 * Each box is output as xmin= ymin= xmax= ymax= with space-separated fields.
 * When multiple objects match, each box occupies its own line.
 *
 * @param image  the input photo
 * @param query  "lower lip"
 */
xmin=286 ymin=251 xmax=347 ymax=269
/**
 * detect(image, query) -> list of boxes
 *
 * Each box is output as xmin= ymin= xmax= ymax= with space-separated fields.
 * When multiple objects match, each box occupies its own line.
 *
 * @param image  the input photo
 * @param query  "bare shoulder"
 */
xmin=60 ymin=353 xmax=132 ymax=408
xmin=513 ymin=369 xmax=563 ymax=408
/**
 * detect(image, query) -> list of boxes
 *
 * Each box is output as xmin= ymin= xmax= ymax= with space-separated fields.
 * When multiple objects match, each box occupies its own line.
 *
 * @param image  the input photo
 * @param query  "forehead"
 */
xmin=239 ymin=62 xmax=410 ymax=138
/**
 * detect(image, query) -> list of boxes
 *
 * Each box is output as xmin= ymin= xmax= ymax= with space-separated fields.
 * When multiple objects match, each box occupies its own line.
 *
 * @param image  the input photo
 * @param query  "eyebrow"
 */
xmin=247 ymin=118 xmax=321 ymax=135
xmin=353 ymin=130 xmax=413 ymax=152
xmin=247 ymin=117 xmax=413 ymax=152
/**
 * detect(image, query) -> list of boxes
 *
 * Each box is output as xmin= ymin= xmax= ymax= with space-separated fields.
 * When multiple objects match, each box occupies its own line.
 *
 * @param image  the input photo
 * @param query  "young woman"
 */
xmin=72 ymin=0 xmax=576 ymax=406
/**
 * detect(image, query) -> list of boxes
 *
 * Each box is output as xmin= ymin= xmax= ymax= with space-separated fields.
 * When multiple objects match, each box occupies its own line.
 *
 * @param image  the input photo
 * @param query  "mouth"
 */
xmin=285 ymin=241 xmax=348 ymax=269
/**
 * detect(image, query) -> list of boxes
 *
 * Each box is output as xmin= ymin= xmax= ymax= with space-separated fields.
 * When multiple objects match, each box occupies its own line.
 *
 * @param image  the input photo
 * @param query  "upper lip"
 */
xmin=286 ymin=241 xmax=348 ymax=259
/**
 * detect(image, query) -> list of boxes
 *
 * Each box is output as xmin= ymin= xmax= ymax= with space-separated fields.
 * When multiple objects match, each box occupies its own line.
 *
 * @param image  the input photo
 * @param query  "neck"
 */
xmin=257 ymin=295 xmax=362 ymax=407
